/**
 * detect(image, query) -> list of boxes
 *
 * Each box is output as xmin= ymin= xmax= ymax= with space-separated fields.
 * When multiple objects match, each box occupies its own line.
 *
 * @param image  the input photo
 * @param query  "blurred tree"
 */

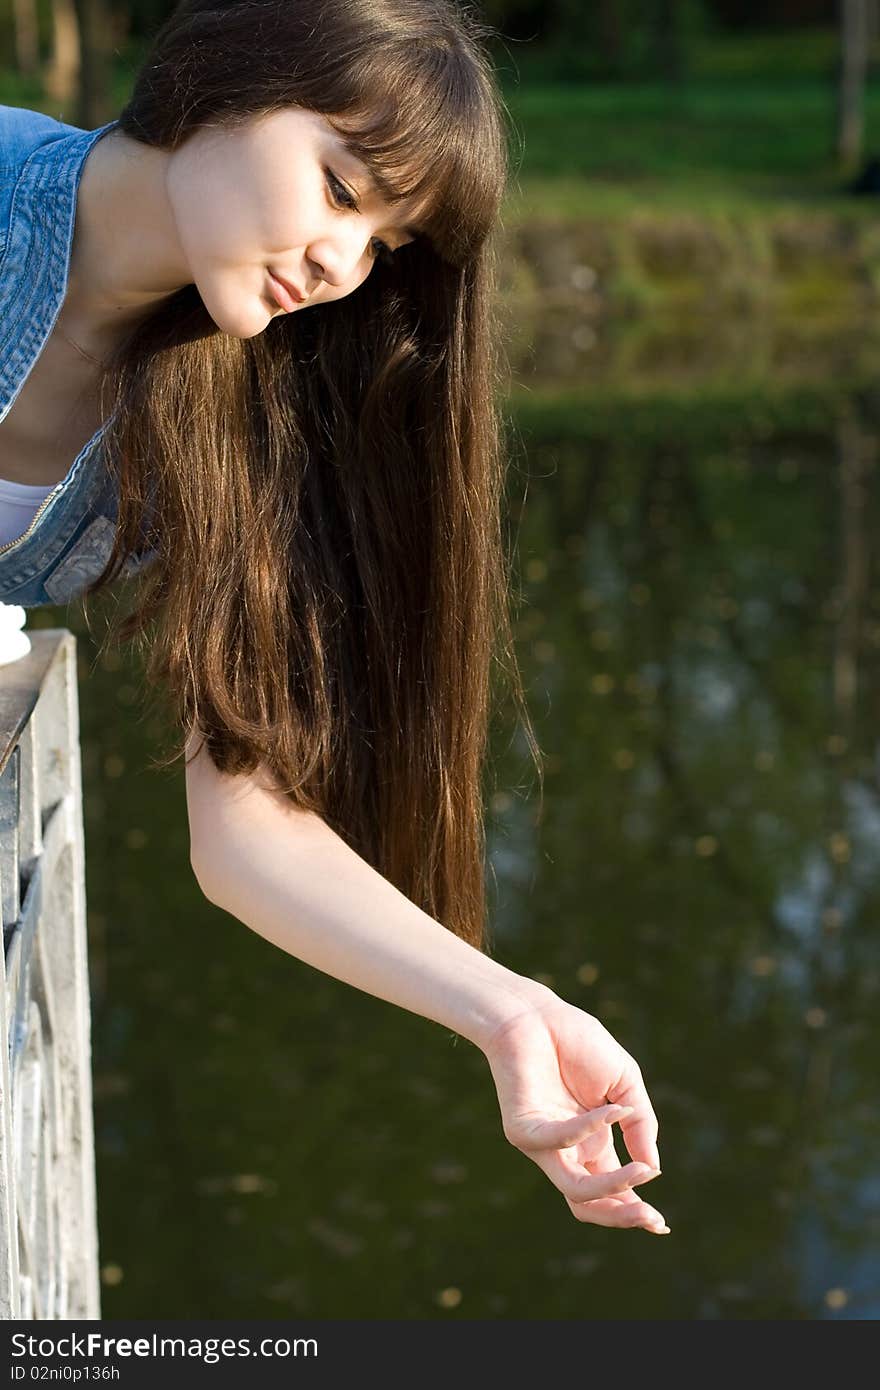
xmin=74 ymin=0 xmax=112 ymax=124
xmin=39 ymin=0 xmax=113 ymax=126
xmin=652 ymin=0 xmax=686 ymax=82
xmin=484 ymin=0 xmax=712 ymax=80
xmin=837 ymin=0 xmax=869 ymax=169
xmin=11 ymin=0 xmax=39 ymax=76
xmin=43 ymin=0 xmax=80 ymax=107
xmin=596 ymin=0 xmax=625 ymax=73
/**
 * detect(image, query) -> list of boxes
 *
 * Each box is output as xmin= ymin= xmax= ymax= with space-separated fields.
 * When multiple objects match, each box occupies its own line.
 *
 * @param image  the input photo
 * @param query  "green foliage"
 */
xmin=488 ymin=0 xmax=715 ymax=82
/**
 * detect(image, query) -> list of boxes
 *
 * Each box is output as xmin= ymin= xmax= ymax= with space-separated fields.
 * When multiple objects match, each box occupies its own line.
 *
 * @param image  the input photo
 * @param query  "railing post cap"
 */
xmin=0 ymin=603 xmax=32 ymax=667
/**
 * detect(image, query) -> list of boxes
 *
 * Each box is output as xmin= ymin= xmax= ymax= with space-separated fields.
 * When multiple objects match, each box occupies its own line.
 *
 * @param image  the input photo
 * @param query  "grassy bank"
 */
xmin=497 ymin=203 xmax=880 ymax=321
xmin=496 ymin=29 xmax=880 ymax=318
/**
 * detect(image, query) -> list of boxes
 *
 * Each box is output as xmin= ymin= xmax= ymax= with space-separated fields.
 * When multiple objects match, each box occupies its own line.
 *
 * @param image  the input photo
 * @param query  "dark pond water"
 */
xmin=26 ymin=315 xmax=880 ymax=1320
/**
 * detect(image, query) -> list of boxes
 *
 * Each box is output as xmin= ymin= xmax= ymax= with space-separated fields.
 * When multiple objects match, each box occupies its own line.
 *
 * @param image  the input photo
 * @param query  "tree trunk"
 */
xmin=596 ymin=0 xmax=625 ymax=77
xmin=653 ymin=0 xmax=685 ymax=84
xmin=73 ymin=0 xmax=113 ymax=129
xmin=12 ymin=0 xmax=40 ymax=77
xmin=837 ymin=0 xmax=869 ymax=171
xmin=43 ymin=0 xmax=81 ymax=112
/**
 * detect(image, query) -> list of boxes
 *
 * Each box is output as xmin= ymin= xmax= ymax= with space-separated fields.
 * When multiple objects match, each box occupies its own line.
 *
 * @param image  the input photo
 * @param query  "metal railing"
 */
xmin=0 ymin=629 xmax=100 ymax=1319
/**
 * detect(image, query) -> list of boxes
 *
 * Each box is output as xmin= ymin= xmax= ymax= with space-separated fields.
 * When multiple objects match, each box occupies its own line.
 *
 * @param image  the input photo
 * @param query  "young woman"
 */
xmin=0 ymin=0 xmax=669 ymax=1239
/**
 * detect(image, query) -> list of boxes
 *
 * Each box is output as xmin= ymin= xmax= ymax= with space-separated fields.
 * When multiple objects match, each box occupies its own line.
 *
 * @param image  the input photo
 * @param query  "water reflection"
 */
xmin=486 ymin=402 xmax=880 ymax=1319
xmin=25 ymin=324 xmax=880 ymax=1320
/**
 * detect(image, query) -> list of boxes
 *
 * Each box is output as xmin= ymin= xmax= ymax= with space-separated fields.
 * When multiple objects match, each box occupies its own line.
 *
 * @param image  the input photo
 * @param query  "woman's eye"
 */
xmin=326 ymin=168 xmax=357 ymax=209
xmin=325 ymin=169 xmax=394 ymax=268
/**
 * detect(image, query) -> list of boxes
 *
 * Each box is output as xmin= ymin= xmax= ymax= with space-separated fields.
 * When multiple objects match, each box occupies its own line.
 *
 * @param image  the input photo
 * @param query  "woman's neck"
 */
xmin=65 ymin=127 xmax=194 ymax=349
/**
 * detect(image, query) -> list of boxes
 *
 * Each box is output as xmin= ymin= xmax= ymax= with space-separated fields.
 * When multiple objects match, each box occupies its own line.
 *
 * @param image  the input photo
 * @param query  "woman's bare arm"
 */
xmin=183 ymin=727 xmax=548 ymax=1050
xmin=183 ymin=728 xmax=668 ymax=1230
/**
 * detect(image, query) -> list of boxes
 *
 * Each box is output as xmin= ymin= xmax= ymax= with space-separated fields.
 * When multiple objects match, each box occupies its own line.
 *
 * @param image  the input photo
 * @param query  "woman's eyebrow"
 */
xmin=339 ymin=141 xmax=422 ymax=238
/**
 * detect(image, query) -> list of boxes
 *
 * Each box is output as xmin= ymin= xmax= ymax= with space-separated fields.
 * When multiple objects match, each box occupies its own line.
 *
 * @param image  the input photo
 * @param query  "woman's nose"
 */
xmin=307 ymin=234 xmax=370 ymax=288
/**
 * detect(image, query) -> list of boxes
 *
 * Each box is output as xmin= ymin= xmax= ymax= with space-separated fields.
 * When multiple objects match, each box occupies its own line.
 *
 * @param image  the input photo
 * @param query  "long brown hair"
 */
xmin=86 ymin=0 xmax=542 ymax=951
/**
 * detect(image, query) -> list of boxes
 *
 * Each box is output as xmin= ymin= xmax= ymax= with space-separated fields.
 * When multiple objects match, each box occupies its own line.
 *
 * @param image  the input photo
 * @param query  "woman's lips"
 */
xmin=267 ymin=270 xmax=305 ymax=312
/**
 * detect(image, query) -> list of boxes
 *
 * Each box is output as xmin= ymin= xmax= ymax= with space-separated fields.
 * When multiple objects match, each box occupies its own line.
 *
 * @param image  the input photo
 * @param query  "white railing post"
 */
xmin=0 ymin=627 xmax=101 ymax=1319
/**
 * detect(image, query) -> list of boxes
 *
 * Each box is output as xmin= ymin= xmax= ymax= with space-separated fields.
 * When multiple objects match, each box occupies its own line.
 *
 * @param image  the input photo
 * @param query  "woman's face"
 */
xmin=165 ymin=106 xmax=421 ymax=338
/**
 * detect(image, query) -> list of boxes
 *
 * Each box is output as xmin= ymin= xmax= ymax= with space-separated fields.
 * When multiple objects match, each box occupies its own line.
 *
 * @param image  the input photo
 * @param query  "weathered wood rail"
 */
xmin=0 ymin=629 xmax=100 ymax=1319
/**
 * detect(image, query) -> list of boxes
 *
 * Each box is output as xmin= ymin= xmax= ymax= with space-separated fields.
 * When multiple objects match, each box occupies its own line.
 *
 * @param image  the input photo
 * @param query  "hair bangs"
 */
xmin=326 ymin=42 xmax=507 ymax=266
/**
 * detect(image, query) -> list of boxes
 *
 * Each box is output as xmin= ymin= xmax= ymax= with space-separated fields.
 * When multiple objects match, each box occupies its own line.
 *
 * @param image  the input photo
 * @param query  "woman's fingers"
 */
xmin=565 ymin=1194 xmax=671 ymax=1232
xmin=607 ymin=1080 xmax=661 ymax=1171
xmin=536 ymin=1148 xmax=661 ymax=1204
xmin=585 ymin=1131 xmax=670 ymax=1234
xmin=508 ymin=1101 xmax=669 ymax=1224
xmin=509 ymin=1102 xmax=634 ymax=1154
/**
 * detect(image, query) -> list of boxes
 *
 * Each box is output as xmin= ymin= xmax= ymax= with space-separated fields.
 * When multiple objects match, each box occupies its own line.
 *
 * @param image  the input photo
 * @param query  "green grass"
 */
xmin=499 ymin=29 xmax=880 ymax=219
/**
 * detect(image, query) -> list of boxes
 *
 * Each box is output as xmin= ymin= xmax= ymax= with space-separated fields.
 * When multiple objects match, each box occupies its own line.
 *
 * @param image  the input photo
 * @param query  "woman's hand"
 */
xmin=482 ymin=990 xmax=670 ymax=1233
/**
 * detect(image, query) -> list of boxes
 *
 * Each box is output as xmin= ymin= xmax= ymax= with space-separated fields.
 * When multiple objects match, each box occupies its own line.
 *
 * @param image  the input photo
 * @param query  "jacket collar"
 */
xmin=0 ymin=117 xmax=119 ymax=423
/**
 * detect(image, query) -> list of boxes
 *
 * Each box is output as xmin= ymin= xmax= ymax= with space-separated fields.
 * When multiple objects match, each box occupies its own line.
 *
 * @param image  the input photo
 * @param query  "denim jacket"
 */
xmin=0 ymin=104 xmax=158 ymax=607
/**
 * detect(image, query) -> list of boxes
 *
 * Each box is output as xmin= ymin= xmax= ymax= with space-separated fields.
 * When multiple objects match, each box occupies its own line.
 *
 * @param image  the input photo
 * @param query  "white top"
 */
xmin=0 ymin=475 xmax=56 ymax=547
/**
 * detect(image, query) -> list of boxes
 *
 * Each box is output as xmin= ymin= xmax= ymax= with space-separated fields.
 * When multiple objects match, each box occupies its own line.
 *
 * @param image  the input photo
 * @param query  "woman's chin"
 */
xmin=198 ymin=287 xmax=276 ymax=339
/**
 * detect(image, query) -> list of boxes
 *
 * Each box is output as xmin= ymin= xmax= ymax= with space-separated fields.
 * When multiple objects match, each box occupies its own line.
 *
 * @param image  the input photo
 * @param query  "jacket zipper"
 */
xmin=0 ymin=418 xmax=113 ymax=560
xmin=0 ymin=482 xmax=63 ymax=557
